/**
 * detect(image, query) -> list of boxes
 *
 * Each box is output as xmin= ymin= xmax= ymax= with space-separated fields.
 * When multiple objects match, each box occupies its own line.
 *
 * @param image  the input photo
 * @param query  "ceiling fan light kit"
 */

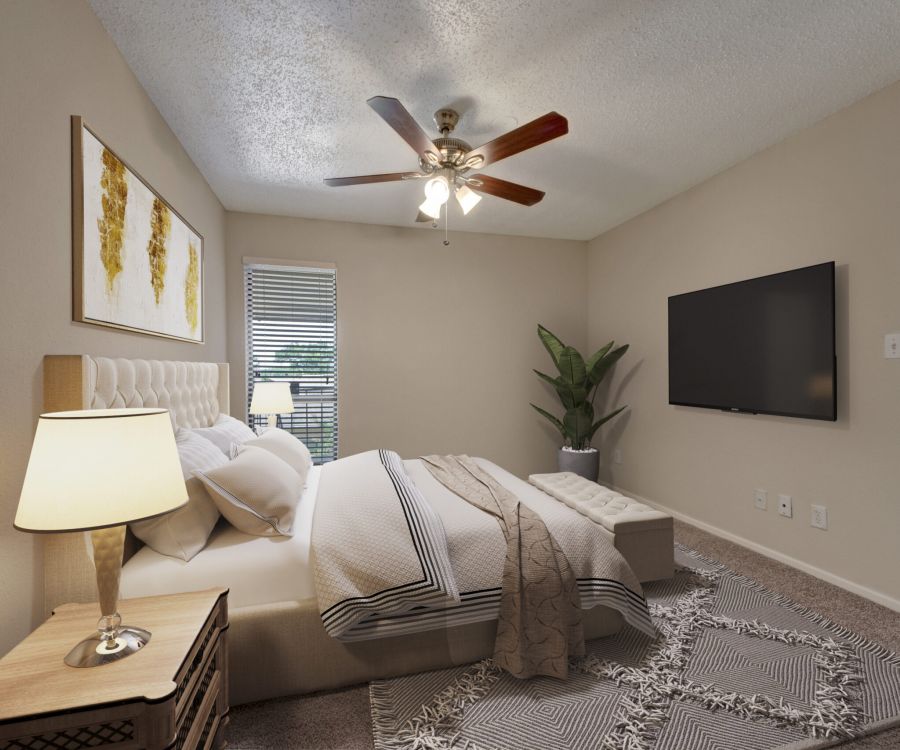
xmin=424 ymin=171 xmax=451 ymax=204
xmin=418 ymin=196 xmax=442 ymax=220
xmin=324 ymin=96 xmax=568 ymax=241
xmin=455 ymin=184 xmax=481 ymax=215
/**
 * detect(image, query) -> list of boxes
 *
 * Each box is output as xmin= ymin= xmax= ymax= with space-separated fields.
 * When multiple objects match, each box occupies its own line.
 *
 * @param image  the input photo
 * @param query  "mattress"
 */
xmin=120 ymin=467 xmax=321 ymax=607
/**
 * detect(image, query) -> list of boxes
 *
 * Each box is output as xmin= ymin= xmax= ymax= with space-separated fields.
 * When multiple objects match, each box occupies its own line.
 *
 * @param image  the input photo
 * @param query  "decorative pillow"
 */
xmin=192 ymin=413 xmax=256 ymax=456
xmin=130 ymin=429 xmax=225 ymax=561
xmin=194 ymin=446 xmax=302 ymax=536
xmin=231 ymin=428 xmax=312 ymax=481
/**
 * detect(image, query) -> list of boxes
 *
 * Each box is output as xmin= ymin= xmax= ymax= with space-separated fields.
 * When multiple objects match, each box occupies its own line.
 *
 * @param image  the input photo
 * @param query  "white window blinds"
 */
xmin=244 ymin=262 xmax=338 ymax=464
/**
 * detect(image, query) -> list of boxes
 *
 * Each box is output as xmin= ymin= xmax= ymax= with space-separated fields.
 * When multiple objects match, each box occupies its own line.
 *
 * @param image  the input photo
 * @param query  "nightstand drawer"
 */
xmin=175 ymin=601 xmax=226 ymax=724
xmin=197 ymin=708 xmax=222 ymax=750
xmin=176 ymin=667 xmax=220 ymax=750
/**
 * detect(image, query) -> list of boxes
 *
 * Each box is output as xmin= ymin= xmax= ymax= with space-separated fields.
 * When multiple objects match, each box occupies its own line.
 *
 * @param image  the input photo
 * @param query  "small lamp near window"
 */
xmin=15 ymin=409 xmax=187 ymax=667
xmin=249 ymin=381 xmax=294 ymax=429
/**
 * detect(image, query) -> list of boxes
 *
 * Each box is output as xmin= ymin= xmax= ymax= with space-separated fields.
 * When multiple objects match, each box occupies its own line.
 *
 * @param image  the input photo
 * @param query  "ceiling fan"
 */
xmin=324 ymin=96 xmax=568 ymax=224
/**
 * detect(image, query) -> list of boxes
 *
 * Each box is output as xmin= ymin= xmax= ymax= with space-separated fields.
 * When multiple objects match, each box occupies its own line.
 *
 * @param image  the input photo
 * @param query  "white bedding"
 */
xmin=314 ymin=455 xmax=652 ymax=641
xmin=120 ymin=467 xmax=321 ymax=607
xmin=121 ymin=457 xmax=649 ymax=641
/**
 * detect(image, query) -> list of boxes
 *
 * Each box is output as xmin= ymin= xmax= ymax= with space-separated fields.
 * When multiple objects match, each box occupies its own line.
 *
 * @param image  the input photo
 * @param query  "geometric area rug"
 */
xmin=370 ymin=545 xmax=900 ymax=749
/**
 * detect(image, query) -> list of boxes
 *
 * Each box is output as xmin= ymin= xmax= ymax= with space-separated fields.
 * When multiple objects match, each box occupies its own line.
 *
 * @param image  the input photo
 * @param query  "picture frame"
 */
xmin=72 ymin=115 xmax=204 ymax=343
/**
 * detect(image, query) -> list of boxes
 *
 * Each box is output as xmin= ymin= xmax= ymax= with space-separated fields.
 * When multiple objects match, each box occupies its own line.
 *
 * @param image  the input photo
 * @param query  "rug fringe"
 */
xmin=370 ymin=680 xmax=405 ymax=750
xmin=389 ymin=659 xmax=499 ymax=750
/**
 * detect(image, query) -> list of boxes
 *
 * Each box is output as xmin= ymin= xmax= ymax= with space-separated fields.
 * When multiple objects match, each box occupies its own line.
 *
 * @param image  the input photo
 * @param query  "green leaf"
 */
xmin=587 ymin=405 xmax=628 ymax=441
xmin=585 ymin=341 xmax=614 ymax=377
xmin=588 ymin=344 xmax=629 ymax=386
xmin=555 ymin=382 xmax=576 ymax=410
xmin=537 ymin=324 xmax=566 ymax=367
xmin=560 ymin=382 xmax=588 ymax=409
xmin=557 ymin=346 xmax=587 ymax=385
xmin=530 ymin=403 xmax=566 ymax=438
xmin=533 ymin=369 xmax=559 ymax=388
xmin=563 ymin=403 xmax=594 ymax=449
xmin=534 ymin=369 xmax=576 ymax=409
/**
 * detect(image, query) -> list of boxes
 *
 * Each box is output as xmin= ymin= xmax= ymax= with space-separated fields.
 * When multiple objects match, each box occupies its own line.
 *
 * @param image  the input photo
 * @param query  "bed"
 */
xmin=41 ymin=355 xmax=658 ymax=705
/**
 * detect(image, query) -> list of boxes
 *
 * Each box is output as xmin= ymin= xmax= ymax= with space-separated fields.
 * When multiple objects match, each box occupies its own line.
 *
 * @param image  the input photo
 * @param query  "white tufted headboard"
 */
xmin=41 ymin=355 xmax=230 ymax=614
xmin=44 ymin=355 xmax=229 ymax=429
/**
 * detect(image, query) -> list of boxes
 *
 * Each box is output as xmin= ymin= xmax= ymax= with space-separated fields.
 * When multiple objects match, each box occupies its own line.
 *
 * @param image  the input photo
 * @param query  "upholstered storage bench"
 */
xmin=530 ymin=473 xmax=674 ymax=582
xmin=592 ymin=499 xmax=674 ymax=582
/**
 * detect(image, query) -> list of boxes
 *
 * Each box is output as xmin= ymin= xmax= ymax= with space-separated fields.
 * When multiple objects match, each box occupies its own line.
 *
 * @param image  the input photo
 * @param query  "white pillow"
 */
xmin=194 ymin=446 xmax=302 ymax=537
xmin=130 ymin=429 xmax=224 ymax=561
xmin=232 ymin=428 xmax=312 ymax=481
xmin=192 ymin=414 xmax=256 ymax=455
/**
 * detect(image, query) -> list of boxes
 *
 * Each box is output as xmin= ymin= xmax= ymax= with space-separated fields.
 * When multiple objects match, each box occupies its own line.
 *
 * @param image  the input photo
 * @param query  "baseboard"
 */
xmin=613 ymin=485 xmax=900 ymax=614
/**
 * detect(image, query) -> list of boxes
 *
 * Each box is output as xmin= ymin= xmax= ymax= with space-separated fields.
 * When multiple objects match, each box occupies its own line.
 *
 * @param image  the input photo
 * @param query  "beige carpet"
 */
xmin=228 ymin=520 xmax=900 ymax=749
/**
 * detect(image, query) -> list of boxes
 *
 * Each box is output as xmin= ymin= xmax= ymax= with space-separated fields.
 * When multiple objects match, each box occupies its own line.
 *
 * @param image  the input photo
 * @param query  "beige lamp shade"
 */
xmin=249 ymin=382 xmax=294 ymax=415
xmin=15 ymin=408 xmax=188 ymax=533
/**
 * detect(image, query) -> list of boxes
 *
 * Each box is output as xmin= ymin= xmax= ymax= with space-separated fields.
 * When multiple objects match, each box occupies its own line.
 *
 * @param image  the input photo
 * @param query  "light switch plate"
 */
xmin=885 ymin=333 xmax=900 ymax=359
xmin=811 ymin=504 xmax=828 ymax=530
xmin=754 ymin=489 xmax=767 ymax=510
xmin=778 ymin=494 xmax=793 ymax=518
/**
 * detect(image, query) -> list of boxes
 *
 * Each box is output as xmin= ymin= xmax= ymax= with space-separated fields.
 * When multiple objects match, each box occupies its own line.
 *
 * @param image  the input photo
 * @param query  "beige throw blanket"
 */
xmin=421 ymin=454 xmax=584 ymax=679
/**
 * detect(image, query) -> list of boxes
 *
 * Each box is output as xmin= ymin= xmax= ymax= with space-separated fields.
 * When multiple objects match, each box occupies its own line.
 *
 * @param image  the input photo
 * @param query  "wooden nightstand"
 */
xmin=0 ymin=588 xmax=229 ymax=750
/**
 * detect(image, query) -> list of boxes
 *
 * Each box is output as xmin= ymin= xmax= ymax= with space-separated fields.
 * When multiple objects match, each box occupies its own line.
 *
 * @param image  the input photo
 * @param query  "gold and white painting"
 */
xmin=73 ymin=116 xmax=203 ymax=342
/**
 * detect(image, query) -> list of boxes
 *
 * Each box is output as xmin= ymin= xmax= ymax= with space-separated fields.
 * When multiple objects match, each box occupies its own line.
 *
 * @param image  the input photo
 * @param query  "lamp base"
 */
xmin=64 ymin=626 xmax=151 ymax=668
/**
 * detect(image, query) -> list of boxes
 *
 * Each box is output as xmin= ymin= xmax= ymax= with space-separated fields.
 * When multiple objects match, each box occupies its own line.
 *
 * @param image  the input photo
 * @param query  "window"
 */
xmin=244 ymin=260 xmax=338 ymax=463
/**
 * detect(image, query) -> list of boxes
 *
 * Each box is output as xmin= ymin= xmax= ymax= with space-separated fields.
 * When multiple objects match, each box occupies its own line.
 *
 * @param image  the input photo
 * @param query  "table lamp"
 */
xmin=15 ymin=408 xmax=187 ymax=668
xmin=249 ymin=381 xmax=294 ymax=428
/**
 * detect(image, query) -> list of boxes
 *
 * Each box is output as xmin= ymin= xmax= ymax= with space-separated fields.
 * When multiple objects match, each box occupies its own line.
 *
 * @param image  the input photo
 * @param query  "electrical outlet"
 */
xmin=754 ymin=489 xmax=767 ymax=510
xmin=811 ymin=504 xmax=828 ymax=530
xmin=885 ymin=333 xmax=900 ymax=359
xmin=778 ymin=494 xmax=793 ymax=518
xmin=613 ymin=449 xmax=623 ymax=465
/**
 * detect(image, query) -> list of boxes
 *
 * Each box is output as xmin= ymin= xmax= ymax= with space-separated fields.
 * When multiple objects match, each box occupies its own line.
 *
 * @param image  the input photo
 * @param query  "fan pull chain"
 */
xmin=444 ymin=201 xmax=450 ymax=246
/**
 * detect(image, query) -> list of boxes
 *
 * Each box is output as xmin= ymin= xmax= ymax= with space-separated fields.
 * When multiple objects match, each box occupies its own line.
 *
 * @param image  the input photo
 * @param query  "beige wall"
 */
xmin=0 ymin=0 xmax=226 ymax=655
xmin=226 ymin=213 xmax=586 ymax=477
xmin=587 ymin=81 xmax=900 ymax=606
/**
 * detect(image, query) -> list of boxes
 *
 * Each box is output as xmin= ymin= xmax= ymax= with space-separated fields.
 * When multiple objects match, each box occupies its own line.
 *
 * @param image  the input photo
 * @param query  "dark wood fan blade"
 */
xmin=324 ymin=172 xmax=421 ymax=187
xmin=463 ymin=112 xmax=568 ymax=169
xmin=469 ymin=174 xmax=545 ymax=206
xmin=367 ymin=96 xmax=440 ymax=164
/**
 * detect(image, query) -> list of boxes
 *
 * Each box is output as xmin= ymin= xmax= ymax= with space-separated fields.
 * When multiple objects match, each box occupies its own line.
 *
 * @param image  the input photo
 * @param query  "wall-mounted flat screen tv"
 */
xmin=668 ymin=262 xmax=836 ymax=421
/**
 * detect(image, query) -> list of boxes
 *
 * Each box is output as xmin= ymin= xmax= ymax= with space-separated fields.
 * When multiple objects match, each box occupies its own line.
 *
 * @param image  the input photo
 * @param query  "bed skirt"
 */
xmin=228 ymin=598 xmax=623 ymax=705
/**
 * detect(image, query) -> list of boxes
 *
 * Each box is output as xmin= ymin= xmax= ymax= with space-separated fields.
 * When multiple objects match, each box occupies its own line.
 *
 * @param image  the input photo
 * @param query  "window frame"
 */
xmin=243 ymin=258 xmax=338 ymax=464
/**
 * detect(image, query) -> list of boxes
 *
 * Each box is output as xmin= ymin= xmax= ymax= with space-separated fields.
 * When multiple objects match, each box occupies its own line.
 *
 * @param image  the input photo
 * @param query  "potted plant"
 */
xmin=531 ymin=324 xmax=629 ymax=481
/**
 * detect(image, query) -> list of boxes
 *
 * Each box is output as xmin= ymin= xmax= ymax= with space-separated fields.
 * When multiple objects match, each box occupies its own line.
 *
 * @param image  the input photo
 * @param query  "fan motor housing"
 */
xmin=436 ymin=136 xmax=471 ymax=164
xmin=433 ymin=108 xmax=460 ymax=134
xmin=417 ymin=108 xmax=472 ymax=173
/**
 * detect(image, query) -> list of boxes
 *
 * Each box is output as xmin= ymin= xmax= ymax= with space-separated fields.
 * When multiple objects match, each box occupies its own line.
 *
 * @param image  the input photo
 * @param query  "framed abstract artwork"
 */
xmin=72 ymin=115 xmax=204 ymax=342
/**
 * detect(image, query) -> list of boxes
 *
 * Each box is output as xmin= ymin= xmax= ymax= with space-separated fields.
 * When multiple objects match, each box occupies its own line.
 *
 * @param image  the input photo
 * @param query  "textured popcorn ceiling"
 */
xmin=89 ymin=1 xmax=900 ymax=241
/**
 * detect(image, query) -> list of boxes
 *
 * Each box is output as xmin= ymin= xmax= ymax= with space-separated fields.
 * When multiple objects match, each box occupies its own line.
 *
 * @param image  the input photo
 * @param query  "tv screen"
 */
xmin=668 ymin=262 xmax=836 ymax=421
